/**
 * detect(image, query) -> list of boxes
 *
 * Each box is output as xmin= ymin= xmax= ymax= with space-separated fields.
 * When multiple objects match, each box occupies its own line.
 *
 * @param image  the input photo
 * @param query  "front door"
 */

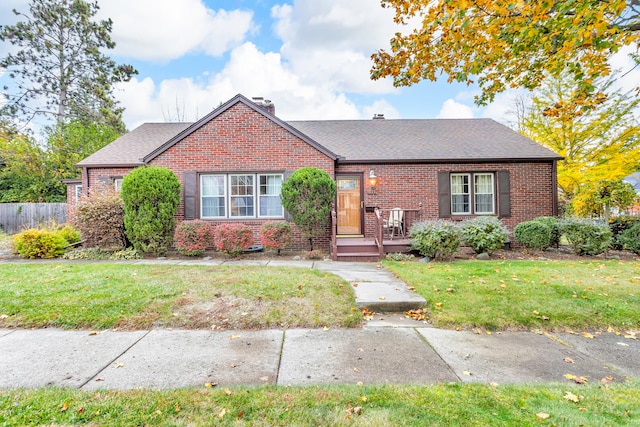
xmin=336 ymin=175 xmax=363 ymax=235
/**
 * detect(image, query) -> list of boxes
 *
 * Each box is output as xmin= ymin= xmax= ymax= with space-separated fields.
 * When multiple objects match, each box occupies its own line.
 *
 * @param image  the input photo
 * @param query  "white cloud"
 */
xmin=436 ymin=99 xmax=475 ymax=119
xmin=272 ymin=0 xmax=398 ymax=95
xmin=97 ymin=0 xmax=254 ymax=61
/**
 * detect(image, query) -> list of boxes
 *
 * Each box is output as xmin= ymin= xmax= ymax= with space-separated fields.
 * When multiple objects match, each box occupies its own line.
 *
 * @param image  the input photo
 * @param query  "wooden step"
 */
xmin=335 ymin=252 xmax=381 ymax=262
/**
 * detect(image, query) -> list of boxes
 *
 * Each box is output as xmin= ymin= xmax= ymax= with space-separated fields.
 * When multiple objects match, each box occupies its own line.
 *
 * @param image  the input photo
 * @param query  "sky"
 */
xmin=1 ymin=0 xmax=639 ymax=131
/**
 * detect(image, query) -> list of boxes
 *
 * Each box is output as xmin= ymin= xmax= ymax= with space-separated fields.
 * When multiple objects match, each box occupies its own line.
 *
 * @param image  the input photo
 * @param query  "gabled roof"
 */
xmin=77 ymin=94 xmax=562 ymax=168
xmin=288 ymin=118 xmax=561 ymax=163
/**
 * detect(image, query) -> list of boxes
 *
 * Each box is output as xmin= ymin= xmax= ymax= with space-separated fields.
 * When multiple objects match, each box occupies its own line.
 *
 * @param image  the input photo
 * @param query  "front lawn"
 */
xmin=384 ymin=259 xmax=640 ymax=331
xmin=0 ymin=264 xmax=361 ymax=330
xmin=1 ymin=382 xmax=638 ymax=426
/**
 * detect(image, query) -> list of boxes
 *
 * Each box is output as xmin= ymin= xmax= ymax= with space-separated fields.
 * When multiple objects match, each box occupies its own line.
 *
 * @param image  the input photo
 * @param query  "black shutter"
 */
xmin=438 ymin=171 xmax=451 ymax=218
xmin=498 ymin=170 xmax=511 ymax=218
xmin=184 ymin=172 xmax=197 ymax=220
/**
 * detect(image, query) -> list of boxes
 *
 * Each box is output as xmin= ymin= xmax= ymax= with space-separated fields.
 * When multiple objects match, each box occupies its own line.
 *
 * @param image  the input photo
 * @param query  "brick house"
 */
xmin=67 ymin=94 xmax=562 ymax=260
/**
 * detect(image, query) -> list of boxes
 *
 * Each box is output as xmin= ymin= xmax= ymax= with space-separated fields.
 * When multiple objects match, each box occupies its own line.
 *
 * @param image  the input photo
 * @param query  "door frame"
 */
xmin=335 ymin=172 xmax=364 ymax=236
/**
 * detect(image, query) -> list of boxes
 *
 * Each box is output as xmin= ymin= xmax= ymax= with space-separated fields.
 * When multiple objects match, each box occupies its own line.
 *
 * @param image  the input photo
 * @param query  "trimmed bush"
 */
xmin=303 ymin=249 xmax=325 ymax=260
xmin=280 ymin=167 xmax=336 ymax=251
xmin=609 ymin=216 xmax=640 ymax=250
xmin=174 ymin=220 xmax=215 ymax=256
xmin=532 ymin=216 xmax=561 ymax=248
xmin=214 ymin=223 xmax=253 ymax=256
xmin=618 ymin=223 xmax=640 ymax=255
xmin=121 ymin=166 xmax=181 ymax=256
xmin=13 ymin=225 xmax=79 ymax=259
xmin=409 ymin=220 xmax=460 ymax=259
xmin=459 ymin=216 xmax=509 ymax=254
xmin=260 ymin=222 xmax=292 ymax=255
xmin=560 ymin=218 xmax=612 ymax=256
xmin=514 ymin=220 xmax=552 ymax=250
xmin=73 ymin=187 xmax=126 ymax=250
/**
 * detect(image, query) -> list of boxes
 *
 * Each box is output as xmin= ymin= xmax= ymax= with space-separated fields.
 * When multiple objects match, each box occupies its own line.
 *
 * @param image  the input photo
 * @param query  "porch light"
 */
xmin=368 ymin=170 xmax=377 ymax=194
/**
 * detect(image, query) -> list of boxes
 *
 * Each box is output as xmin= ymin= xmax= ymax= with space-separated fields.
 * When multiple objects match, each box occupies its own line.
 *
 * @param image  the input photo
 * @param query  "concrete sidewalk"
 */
xmin=1 ymin=326 xmax=638 ymax=389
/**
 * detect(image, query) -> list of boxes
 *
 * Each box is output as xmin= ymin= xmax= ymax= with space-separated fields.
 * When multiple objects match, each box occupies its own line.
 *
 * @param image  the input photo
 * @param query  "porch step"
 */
xmin=336 ymin=252 xmax=381 ymax=262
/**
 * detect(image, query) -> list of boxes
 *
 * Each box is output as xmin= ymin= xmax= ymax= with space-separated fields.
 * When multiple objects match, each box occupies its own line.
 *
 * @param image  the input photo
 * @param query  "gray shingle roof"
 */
xmin=288 ymin=118 xmax=561 ymax=162
xmin=77 ymin=104 xmax=561 ymax=167
xmin=77 ymin=122 xmax=191 ymax=166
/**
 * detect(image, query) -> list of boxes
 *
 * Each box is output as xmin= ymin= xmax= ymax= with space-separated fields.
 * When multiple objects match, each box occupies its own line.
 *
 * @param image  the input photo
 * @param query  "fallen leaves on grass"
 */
xmin=564 ymin=374 xmax=588 ymax=384
xmin=536 ymin=412 xmax=551 ymax=419
xmin=563 ymin=391 xmax=583 ymax=403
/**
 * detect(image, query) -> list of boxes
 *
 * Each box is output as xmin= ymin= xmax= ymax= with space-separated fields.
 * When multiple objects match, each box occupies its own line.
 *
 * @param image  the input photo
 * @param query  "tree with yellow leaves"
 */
xmin=372 ymin=0 xmax=640 ymax=105
xmin=516 ymin=74 xmax=640 ymax=212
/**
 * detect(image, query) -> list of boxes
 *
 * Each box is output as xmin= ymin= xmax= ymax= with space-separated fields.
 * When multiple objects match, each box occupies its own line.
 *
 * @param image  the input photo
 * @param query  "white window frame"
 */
xmin=474 ymin=173 xmax=495 ymax=214
xmin=200 ymin=175 xmax=227 ymax=219
xmin=258 ymin=174 xmax=284 ymax=218
xmin=229 ymin=174 xmax=255 ymax=218
xmin=451 ymin=173 xmax=471 ymax=215
xmin=451 ymin=172 xmax=495 ymax=215
xmin=200 ymin=173 xmax=284 ymax=219
xmin=113 ymin=178 xmax=123 ymax=192
xmin=75 ymin=185 xmax=83 ymax=202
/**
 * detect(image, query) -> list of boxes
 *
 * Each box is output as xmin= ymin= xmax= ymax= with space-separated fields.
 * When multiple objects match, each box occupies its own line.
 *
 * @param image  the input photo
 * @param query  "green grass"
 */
xmin=0 ymin=264 xmax=362 ymax=330
xmin=1 ymin=382 xmax=638 ymax=426
xmin=384 ymin=259 xmax=640 ymax=331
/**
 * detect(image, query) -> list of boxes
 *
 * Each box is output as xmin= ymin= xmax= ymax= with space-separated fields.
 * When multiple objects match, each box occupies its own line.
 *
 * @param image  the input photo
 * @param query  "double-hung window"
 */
xmin=450 ymin=173 xmax=495 ymax=215
xmin=200 ymin=173 xmax=283 ymax=219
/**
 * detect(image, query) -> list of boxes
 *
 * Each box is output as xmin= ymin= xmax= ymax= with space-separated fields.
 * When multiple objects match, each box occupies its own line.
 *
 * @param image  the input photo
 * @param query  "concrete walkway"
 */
xmin=1 ymin=327 xmax=638 ymax=389
xmin=1 ymin=258 xmax=638 ymax=389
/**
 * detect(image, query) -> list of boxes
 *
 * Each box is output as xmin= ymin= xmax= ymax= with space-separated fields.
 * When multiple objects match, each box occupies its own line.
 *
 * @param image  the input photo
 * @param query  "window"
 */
xmin=75 ymin=185 xmax=83 ymax=202
xmin=113 ymin=178 xmax=123 ymax=192
xmin=450 ymin=173 xmax=495 ymax=215
xmin=200 ymin=173 xmax=283 ymax=219
xmin=259 ymin=174 xmax=284 ymax=217
xmin=201 ymin=175 xmax=226 ymax=218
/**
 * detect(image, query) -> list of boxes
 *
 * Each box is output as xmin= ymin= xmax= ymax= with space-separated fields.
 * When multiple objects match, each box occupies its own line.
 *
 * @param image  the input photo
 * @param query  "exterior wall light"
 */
xmin=368 ymin=170 xmax=377 ymax=194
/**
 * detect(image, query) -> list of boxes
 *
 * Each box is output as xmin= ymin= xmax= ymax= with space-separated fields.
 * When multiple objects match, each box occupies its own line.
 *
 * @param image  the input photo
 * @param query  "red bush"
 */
xmin=214 ymin=223 xmax=253 ymax=256
xmin=174 ymin=220 xmax=214 ymax=256
xmin=260 ymin=222 xmax=292 ymax=255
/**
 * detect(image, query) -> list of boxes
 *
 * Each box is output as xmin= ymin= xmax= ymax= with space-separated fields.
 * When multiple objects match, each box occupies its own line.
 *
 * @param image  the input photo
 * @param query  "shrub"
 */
xmin=73 ymin=186 xmax=126 ymax=250
xmin=174 ymin=220 xmax=215 ymax=256
xmin=260 ymin=222 xmax=292 ymax=255
xmin=280 ymin=167 xmax=336 ymax=251
xmin=63 ymin=248 xmax=111 ymax=260
xmin=108 ymin=247 xmax=142 ymax=260
xmin=214 ymin=223 xmax=253 ymax=256
xmin=409 ymin=220 xmax=460 ymax=259
xmin=385 ymin=252 xmax=414 ymax=262
xmin=13 ymin=228 xmax=68 ymax=259
xmin=121 ymin=166 xmax=181 ymax=256
xmin=532 ymin=216 xmax=561 ymax=248
xmin=609 ymin=216 xmax=640 ymax=250
xmin=514 ymin=220 xmax=552 ymax=250
xmin=560 ymin=218 xmax=612 ymax=255
xmin=303 ymin=249 xmax=325 ymax=260
xmin=618 ymin=223 xmax=640 ymax=255
xmin=459 ymin=216 xmax=509 ymax=254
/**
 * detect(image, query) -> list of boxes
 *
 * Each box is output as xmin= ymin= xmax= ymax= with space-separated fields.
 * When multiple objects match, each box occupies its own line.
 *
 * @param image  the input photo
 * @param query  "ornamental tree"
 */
xmin=121 ymin=166 xmax=181 ymax=257
xmin=280 ymin=167 xmax=337 ymax=251
xmin=372 ymin=0 xmax=640 ymax=106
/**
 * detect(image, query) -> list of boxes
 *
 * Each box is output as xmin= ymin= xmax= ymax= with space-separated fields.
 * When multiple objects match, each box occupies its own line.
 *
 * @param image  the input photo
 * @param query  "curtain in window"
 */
xmin=451 ymin=174 xmax=470 ymax=214
xmin=202 ymin=176 xmax=226 ymax=217
xmin=259 ymin=175 xmax=283 ymax=216
xmin=475 ymin=174 xmax=494 ymax=213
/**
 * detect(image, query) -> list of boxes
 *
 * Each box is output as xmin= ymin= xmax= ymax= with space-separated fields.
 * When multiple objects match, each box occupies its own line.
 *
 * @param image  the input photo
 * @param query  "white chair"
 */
xmin=384 ymin=208 xmax=404 ymax=239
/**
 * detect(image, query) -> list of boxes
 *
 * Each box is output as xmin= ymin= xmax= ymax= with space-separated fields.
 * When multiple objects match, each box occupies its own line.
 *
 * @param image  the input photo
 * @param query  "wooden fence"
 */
xmin=0 ymin=203 xmax=68 ymax=235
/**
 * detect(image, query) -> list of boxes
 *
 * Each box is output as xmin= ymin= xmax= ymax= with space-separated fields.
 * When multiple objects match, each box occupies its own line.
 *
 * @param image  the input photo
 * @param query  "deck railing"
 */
xmin=376 ymin=207 xmax=422 ymax=240
xmin=374 ymin=208 xmax=384 ymax=258
xmin=330 ymin=205 xmax=338 ymax=261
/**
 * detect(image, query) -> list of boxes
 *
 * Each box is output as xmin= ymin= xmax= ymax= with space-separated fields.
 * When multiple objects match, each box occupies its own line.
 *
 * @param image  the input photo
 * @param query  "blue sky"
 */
xmin=1 ymin=0 xmax=638 ymax=131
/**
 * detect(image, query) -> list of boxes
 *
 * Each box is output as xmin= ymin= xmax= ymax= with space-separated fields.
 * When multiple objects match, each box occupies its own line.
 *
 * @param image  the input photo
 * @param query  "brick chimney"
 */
xmin=252 ymin=97 xmax=275 ymax=116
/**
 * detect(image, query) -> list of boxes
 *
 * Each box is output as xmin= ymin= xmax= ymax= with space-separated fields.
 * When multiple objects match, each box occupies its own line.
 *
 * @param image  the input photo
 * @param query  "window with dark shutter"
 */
xmin=498 ymin=170 xmax=511 ymax=218
xmin=183 ymin=172 xmax=197 ymax=220
xmin=438 ymin=171 xmax=452 ymax=218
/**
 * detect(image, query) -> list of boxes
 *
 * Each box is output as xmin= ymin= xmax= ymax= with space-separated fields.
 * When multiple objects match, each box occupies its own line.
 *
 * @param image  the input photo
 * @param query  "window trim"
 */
xmin=200 ymin=172 xmax=284 ymax=219
xmin=450 ymin=172 xmax=496 ymax=216
xmin=75 ymin=184 xmax=83 ymax=202
xmin=229 ymin=174 xmax=255 ymax=218
xmin=113 ymin=178 xmax=123 ymax=192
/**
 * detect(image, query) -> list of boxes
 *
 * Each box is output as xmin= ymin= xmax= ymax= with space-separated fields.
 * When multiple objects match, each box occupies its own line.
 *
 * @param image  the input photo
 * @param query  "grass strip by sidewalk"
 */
xmin=1 ymin=382 xmax=638 ymax=426
xmin=384 ymin=259 xmax=640 ymax=331
xmin=0 ymin=264 xmax=362 ymax=330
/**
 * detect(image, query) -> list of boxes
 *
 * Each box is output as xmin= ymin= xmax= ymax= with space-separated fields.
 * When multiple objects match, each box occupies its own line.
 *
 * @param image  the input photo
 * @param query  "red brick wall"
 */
xmin=336 ymin=162 xmax=556 ymax=239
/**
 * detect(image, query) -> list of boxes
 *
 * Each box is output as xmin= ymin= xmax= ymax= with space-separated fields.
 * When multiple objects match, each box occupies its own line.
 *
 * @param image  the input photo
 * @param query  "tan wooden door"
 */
xmin=336 ymin=176 xmax=362 ymax=235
